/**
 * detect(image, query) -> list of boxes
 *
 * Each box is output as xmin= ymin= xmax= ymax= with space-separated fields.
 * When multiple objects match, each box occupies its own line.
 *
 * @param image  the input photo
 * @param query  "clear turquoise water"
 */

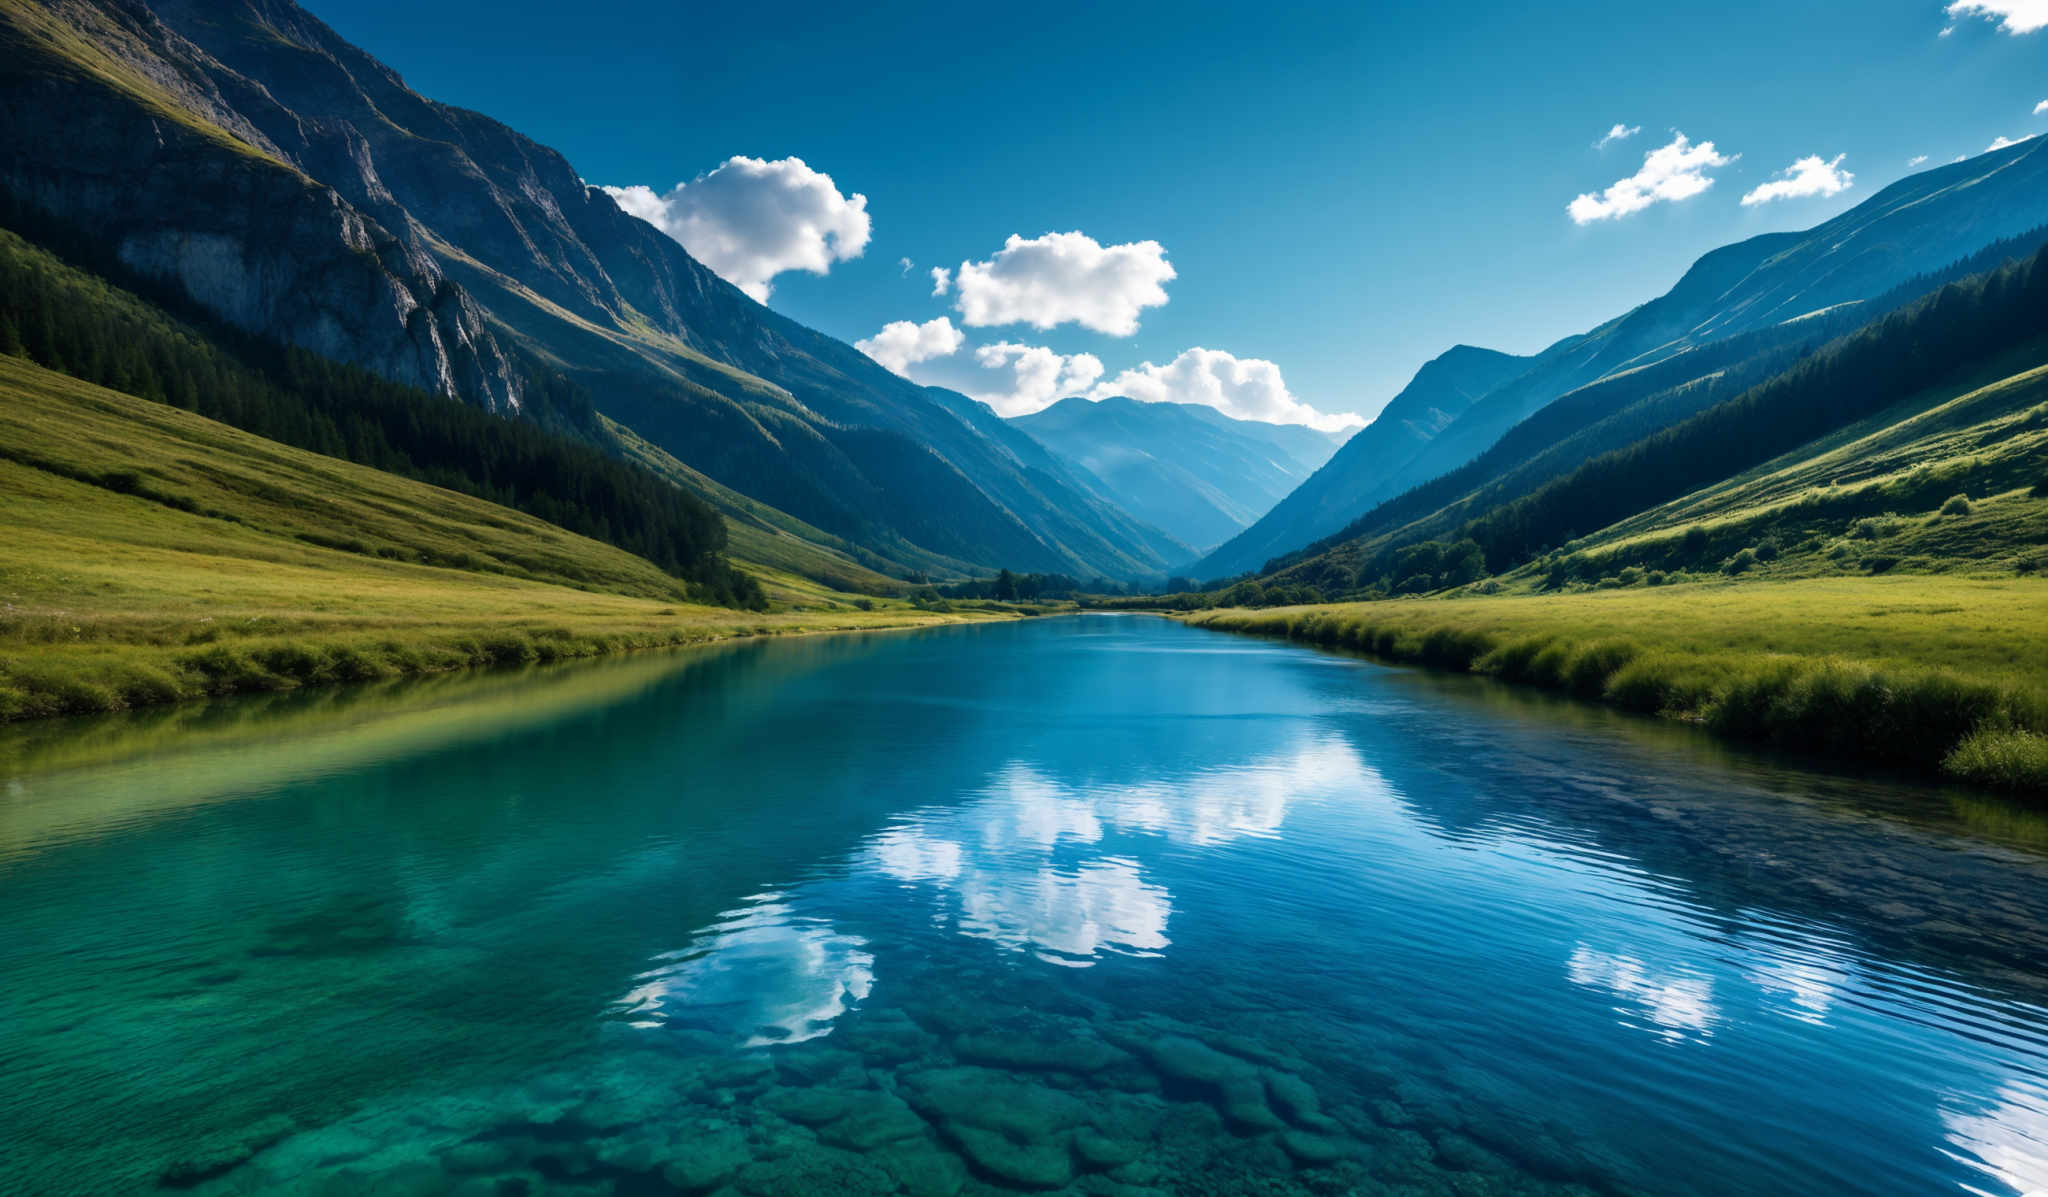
xmin=3 ymin=615 xmax=2048 ymax=1196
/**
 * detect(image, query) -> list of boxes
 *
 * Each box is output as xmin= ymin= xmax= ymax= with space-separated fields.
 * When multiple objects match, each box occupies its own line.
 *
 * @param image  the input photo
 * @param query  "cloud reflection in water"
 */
xmin=616 ymin=894 xmax=875 ymax=1047
xmin=866 ymin=735 xmax=1373 ymax=966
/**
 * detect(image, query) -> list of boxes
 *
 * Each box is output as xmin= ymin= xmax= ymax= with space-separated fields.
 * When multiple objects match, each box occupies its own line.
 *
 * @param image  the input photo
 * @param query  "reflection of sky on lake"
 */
xmin=1943 ymin=1079 xmax=2048 ymax=1197
xmin=615 ymin=894 xmax=874 ymax=1046
xmin=12 ymin=616 xmax=2048 ymax=1195
xmin=861 ymin=735 xmax=1376 ymax=966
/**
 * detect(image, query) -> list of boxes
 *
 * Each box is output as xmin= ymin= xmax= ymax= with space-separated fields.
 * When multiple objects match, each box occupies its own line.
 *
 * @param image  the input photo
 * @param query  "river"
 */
xmin=2 ymin=615 xmax=2046 ymax=1195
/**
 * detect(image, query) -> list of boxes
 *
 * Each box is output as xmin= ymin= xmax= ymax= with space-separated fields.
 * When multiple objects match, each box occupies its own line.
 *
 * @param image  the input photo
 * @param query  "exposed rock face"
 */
xmin=0 ymin=0 xmax=1185 ymax=578
xmin=0 ymin=0 xmax=521 ymax=411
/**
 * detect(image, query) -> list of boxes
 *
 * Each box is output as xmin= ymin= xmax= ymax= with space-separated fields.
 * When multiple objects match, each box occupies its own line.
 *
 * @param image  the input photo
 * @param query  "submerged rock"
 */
xmin=1123 ymin=1035 xmax=1284 ymax=1132
xmin=815 ymin=1094 xmax=929 ymax=1152
xmin=660 ymin=1125 xmax=751 ymax=1192
xmin=952 ymin=1030 xmax=1131 ymax=1075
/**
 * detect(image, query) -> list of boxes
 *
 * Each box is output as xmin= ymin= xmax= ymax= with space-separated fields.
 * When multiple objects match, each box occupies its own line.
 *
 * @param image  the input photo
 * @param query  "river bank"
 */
xmin=1185 ymin=576 xmax=2048 ymax=793
xmin=0 ymin=356 xmax=1027 ymax=725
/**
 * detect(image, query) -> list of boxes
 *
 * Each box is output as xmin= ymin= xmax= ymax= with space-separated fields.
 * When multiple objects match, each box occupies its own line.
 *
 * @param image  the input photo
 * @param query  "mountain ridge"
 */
xmin=1199 ymin=135 xmax=2048 ymax=579
xmin=1009 ymin=396 xmax=1342 ymax=557
xmin=0 ymin=0 xmax=1181 ymax=581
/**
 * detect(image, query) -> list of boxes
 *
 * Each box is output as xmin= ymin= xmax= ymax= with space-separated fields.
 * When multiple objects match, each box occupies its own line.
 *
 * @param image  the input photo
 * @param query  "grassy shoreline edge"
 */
xmin=0 ymin=608 xmax=1018 ymax=727
xmin=1183 ymin=584 xmax=2048 ymax=794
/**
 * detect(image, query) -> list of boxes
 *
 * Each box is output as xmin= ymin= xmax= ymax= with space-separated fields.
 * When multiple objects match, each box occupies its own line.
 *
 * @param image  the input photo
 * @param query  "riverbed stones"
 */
xmin=816 ymin=1093 xmax=928 ymax=1151
xmin=1120 ymin=1034 xmax=1286 ymax=1132
xmin=952 ymin=1029 xmax=1131 ymax=1075
xmin=763 ymin=1085 xmax=867 ymax=1128
xmin=659 ymin=1125 xmax=750 ymax=1192
xmin=1278 ymin=1130 xmax=1350 ymax=1166
xmin=899 ymin=1066 xmax=1098 ymax=1188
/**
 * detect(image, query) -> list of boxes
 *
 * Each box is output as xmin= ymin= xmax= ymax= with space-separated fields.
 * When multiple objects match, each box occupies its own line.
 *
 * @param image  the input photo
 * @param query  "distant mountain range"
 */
xmin=1198 ymin=135 xmax=2048 ymax=579
xmin=1009 ymin=398 xmax=1343 ymax=557
xmin=0 ymin=0 xmax=1180 ymax=582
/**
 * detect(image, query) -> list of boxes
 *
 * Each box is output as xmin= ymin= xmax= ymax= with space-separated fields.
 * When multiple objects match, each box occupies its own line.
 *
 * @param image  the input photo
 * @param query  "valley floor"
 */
xmin=1186 ymin=576 xmax=2048 ymax=793
xmin=0 ymin=357 xmax=1004 ymax=724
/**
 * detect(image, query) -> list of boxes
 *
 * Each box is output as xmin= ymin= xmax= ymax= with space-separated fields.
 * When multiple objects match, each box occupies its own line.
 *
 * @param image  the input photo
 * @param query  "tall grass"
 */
xmin=1190 ymin=593 xmax=2048 ymax=794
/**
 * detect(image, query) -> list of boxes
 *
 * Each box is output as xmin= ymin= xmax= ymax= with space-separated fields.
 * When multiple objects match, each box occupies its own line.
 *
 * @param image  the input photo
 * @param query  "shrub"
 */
xmin=1477 ymin=636 xmax=1557 ymax=684
xmin=1724 ymin=548 xmax=1757 ymax=575
xmin=1564 ymin=640 xmax=1639 ymax=698
xmin=1945 ymin=725 xmax=2048 ymax=791
xmin=1940 ymin=493 xmax=1973 ymax=517
xmin=1417 ymin=626 xmax=1496 ymax=671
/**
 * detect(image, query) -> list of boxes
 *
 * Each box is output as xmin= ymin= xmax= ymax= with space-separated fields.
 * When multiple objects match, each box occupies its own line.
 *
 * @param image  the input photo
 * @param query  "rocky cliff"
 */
xmin=0 ymin=0 xmax=521 ymax=410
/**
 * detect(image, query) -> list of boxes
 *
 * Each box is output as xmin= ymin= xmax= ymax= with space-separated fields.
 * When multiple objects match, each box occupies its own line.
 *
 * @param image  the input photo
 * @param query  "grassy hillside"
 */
xmin=1189 ymin=576 xmax=2048 ymax=792
xmin=1248 ymin=242 xmax=2048 ymax=600
xmin=0 ymin=356 xmax=996 ymax=722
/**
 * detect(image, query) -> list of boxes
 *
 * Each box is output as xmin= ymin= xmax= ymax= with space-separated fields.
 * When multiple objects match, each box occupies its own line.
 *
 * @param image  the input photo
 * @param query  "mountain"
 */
xmin=1196 ymin=345 xmax=1525 ymax=577
xmin=1254 ymin=237 xmax=2048 ymax=597
xmin=0 ymin=0 xmax=1180 ymax=582
xmin=1199 ymin=135 xmax=2048 ymax=579
xmin=1010 ymin=397 xmax=1342 ymax=556
xmin=1258 ymin=222 xmax=2048 ymax=581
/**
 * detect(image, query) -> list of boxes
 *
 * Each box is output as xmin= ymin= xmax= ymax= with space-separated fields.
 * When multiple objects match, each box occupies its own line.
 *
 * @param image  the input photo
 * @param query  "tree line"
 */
xmin=0 ymin=221 xmax=763 ymax=608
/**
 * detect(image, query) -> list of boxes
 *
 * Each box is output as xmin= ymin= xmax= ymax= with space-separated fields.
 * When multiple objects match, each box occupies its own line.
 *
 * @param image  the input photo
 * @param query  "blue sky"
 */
xmin=313 ymin=0 xmax=2047 ymax=426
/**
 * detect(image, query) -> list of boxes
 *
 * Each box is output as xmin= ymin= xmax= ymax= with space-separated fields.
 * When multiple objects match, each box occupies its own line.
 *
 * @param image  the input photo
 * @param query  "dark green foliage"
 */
xmin=1458 ymin=244 xmax=2048 ymax=573
xmin=1941 ymin=493 xmax=1974 ymax=516
xmin=1255 ymin=228 xmax=2048 ymax=595
xmin=0 ymin=223 xmax=762 ymax=608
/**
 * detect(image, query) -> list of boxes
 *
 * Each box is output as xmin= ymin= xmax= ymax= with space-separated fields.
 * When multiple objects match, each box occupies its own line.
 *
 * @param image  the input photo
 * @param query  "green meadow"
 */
xmin=1188 ymin=576 xmax=2048 ymax=792
xmin=0 ymin=356 xmax=1000 ymax=722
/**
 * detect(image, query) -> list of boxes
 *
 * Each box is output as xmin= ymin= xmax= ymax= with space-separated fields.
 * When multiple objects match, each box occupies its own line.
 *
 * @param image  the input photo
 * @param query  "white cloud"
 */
xmin=966 ymin=342 xmax=1105 ymax=414
xmin=896 ymin=339 xmax=1101 ymax=416
xmin=854 ymin=316 xmax=964 ymax=376
xmin=1596 ymin=123 xmax=1641 ymax=148
xmin=1908 ymin=154 xmax=1930 ymax=166
xmin=1090 ymin=347 xmax=1362 ymax=431
xmin=602 ymin=155 xmax=870 ymax=303
xmin=948 ymin=231 xmax=1175 ymax=335
xmin=1568 ymin=133 xmax=1736 ymax=224
xmin=898 ymin=257 xmax=913 ymax=276
xmin=930 ymin=266 xmax=952 ymax=296
xmin=1741 ymin=154 xmax=1854 ymax=206
xmin=1946 ymin=0 xmax=2048 ymax=34
xmin=2036 ymin=99 xmax=2048 ymax=115
xmin=1988 ymin=134 xmax=2028 ymax=151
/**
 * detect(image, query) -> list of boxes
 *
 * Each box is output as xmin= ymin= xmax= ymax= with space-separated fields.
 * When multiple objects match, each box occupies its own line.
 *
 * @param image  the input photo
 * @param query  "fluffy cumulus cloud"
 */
xmin=930 ymin=266 xmax=952 ymax=296
xmin=2037 ymin=99 xmax=2048 ymax=115
xmin=1090 ymin=348 xmax=1362 ymax=431
xmin=1596 ymin=123 xmax=1641 ymax=148
xmin=1988 ymin=134 xmax=2029 ymax=151
xmin=602 ymin=156 xmax=870 ymax=302
xmin=948 ymin=231 xmax=1175 ymax=335
xmin=1741 ymin=154 xmax=1854 ymax=205
xmin=854 ymin=316 xmax=964 ymax=376
xmin=966 ymin=342 xmax=1106 ymax=414
xmin=1568 ymin=133 xmax=1735 ymax=224
xmin=1946 ymin=0 xmax=2048 ymax=33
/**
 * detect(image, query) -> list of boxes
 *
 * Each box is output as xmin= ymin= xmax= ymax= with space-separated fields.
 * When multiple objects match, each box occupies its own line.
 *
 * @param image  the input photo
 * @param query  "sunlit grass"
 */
xmin=1188 ymin=576 xmax=2048 ymax=792
xmin=0 ymin=357 xmax=999 ymax=721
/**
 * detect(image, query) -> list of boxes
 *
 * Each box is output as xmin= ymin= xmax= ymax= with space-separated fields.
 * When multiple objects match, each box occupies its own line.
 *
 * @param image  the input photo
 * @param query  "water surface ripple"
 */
xmin=2 ymin=615 xmax=2046 ymax=1196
